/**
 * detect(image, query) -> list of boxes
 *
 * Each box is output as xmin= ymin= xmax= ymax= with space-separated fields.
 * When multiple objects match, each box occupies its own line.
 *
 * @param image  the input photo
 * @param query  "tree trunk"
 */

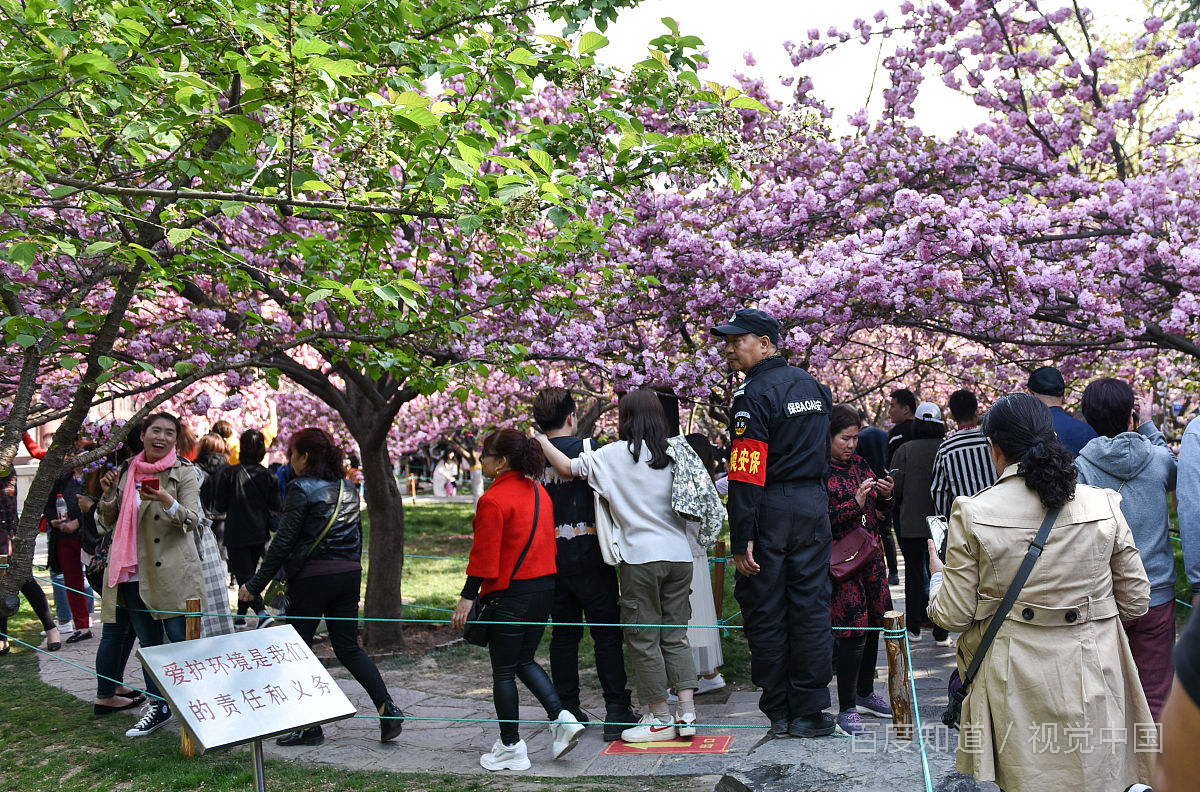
xmin=357 ymin=434 xmax=406 ymax=651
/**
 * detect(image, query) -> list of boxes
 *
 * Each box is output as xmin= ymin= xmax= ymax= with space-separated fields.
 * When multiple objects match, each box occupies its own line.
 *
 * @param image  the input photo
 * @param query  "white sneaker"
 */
xmin=43 ymin=621 xmax=72 ymax=636
xmin=676 ymin=711 xmax=697 ymax=737
xmin=935 ymin=637 xmax=955 ymax=647
xmin=620 ymin=713 xmax=678 ymax=742
xmin=480 ymin=738 xmax=530 ymax=771
xmin=697 ymin=674 xmax=726 ymax=695
xmin=907 ymin=631 xmax=923 ymax=643
xmin=550 ymin=710 xmax=584 ymax=758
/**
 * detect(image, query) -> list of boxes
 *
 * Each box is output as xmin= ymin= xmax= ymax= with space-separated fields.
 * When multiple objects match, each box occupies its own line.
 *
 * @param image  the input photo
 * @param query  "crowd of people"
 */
xmin=4 ymin=304 xmax=1200 ymax=792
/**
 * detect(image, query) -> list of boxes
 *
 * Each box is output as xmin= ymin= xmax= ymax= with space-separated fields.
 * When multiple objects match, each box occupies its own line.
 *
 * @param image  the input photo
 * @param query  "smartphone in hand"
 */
xmin=140 ymin=477 xmax=160 ymax=492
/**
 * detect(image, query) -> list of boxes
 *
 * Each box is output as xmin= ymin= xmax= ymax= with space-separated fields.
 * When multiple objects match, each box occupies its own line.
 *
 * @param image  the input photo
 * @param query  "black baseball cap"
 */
xmin=711 ymin=308 xmax=780 ymax=345
xmin=1027 ymin=366 xmax=1066 ymax=397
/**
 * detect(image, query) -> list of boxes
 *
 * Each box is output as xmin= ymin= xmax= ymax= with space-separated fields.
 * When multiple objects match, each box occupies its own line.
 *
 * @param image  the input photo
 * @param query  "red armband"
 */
xmin=727 ymin=438 xmax=768 ymax=486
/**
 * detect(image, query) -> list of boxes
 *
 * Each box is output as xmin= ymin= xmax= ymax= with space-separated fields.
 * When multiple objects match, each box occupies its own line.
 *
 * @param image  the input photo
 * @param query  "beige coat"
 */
xmin=929 ymin=466 xmax=1153 ymax=792
xmin=97 ymin=458 xmax=203 ymax=623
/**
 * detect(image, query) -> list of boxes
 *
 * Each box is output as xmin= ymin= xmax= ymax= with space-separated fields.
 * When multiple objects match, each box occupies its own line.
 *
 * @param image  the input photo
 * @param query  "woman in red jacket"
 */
xmin=452 ymin=429 xmax=583 ymax=771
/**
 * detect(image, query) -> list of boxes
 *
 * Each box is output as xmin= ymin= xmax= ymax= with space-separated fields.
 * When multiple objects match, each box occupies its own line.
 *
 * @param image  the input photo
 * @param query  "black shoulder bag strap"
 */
xmin=954 ymin=504 xmax=1062 ymax=705
xmin=500 ymin=484 xmax=541 ymax=591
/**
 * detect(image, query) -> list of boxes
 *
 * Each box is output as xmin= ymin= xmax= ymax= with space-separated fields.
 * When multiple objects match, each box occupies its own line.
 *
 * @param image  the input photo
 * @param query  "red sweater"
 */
xmin=467 ymin=471 xmax=557 ymax=597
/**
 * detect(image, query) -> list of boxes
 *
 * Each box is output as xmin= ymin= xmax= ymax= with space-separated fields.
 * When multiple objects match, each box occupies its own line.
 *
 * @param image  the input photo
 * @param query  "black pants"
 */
xmin=488 ymin=589 xmax=563 ymax=745
xmin=0 ymin=577 xmax=55 ymax=639
xmin=734 ymin=482 xmax=833 ymax=721
xmin=289 ymin=570 xmax=390 ymax=709
xmin=550 ymin=560 xmax=630 ymax=711
xmin=834 ymin=633 xmax=879 ymax=711
xmin=881 ymin=519 xmax=899 ymax=577
xmin=898 ymin=536 xmax=948 ymax=640
xmin=227 ymin=544 xmax=265 ymax=615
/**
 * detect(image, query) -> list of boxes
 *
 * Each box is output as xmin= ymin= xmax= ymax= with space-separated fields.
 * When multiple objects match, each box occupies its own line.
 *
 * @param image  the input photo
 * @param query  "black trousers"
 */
xmin=488 ymin=589 xmax=563 ymax=745
xmin=550 ymin=559 xmax=630 ymax=711
xmin=834 ymin=633 xmax=880 ymax=711
xmin=734 ymin=482 xmax=833 ymax=721
xmin=898 ymin=536 xmax=948 ymax=640
xmin=289 ymin=570 xmax=390 ymax=709
xmin=227 ymin=544 xmax=265 ymax=615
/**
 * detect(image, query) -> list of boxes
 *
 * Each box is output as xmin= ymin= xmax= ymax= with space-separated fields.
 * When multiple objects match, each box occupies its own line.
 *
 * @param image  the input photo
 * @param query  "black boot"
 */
xmin=603 ymin=705 xmax=638 ymax=742
xmin=379 ymin=700 xmax=405 ymax=743
xmin=277 ymin=726 xmax=324 ymax=746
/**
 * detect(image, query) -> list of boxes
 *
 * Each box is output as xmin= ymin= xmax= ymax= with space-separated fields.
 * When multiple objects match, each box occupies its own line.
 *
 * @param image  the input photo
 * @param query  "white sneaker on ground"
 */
xmin=550 ymin=710 xmax=585 ymax=758
xmin=479 ymin=738 xmax=530 ymax=771
xmin=935 ymin=636 xmax=955 ymax=647
xmin=676 ymin=711 xmax=697 ymax=737
xmin=907 ymin=631 xmax=923 ymax=643
xmin=620 ymin=713 xmax=678 ymax=742
xmin=42 ymin=621 xmax=72 ymax=636
xmin=697 ymin=674 xmax=726 ymax=695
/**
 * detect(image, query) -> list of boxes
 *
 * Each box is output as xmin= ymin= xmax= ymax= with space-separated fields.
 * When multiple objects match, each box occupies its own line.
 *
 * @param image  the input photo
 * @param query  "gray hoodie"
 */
xmin=1076 ymin=422 xmax=1178 ymax=608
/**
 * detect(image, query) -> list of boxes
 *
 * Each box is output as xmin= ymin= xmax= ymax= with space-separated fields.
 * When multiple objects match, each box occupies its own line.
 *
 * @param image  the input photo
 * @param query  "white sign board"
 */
xmin=137 ymin=624 xmax=356 ymax=750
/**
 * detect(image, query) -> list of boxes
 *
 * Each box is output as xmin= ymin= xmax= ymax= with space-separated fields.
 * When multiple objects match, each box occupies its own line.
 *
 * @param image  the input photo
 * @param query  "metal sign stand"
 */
xmin=251 ymin=739 xmax=266 ymax=792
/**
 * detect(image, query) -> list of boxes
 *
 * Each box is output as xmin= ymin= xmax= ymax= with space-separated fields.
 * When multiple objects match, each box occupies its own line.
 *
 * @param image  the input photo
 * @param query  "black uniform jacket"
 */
xmin=726 ymin=355 xmax=832 ymax=555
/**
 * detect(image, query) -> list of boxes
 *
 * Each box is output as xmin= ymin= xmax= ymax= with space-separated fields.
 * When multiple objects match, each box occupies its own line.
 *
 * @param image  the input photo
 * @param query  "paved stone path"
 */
xmin=30 ymin=533 xmax=995 ymax=790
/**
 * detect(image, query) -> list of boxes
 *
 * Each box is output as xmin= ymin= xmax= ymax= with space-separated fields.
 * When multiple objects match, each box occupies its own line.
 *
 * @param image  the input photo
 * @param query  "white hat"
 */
xmin=915 ymin=402 xmax=944 ymax=424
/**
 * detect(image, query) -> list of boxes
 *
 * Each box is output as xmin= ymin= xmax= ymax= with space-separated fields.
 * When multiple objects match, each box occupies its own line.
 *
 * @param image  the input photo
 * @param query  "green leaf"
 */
xmin=166 ymin=227 xmax=193 ymax=246
xmin=14 ymin=334 xmax=37 ymax=349
xmin=547 ymin=207 xmax=573 ymax=227
xmin=730 ymin=96 xmax=771 ymax=112
xmin=457 ymin=214 xmax=484 ymax=234
xmin=538 ymin=34 xmax=571 ymax=49
xmin=528 ymin=148 xmax=554 ymax=175
xmin=66 ymin=52 xmax=119 ymax=75
xmin=8 ymin=242 xmax=37 ymax=270
xmin=662 ymin=17 xmax=680 ymax=35
xmin=299 ymin=180 xmax=334 ymax=192
xmin=506 ymin=47 xmax=540 ymax=66
xmin=304 ymin=288 xmax=334 ymax=304
xmin=311 ymin=57 xmax=364 ymax=77
xmin=578 ymin=32 xmax=608 ymax=55
xmin=98 ymin=355 xmax=115 ymax=370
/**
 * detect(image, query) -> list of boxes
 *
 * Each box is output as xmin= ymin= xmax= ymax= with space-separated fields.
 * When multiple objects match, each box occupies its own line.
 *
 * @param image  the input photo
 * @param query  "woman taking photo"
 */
xmin=240 ymin=428 xmax=403 ymax=747
xmin=928 ymin=394 xmax=1153 ymax=792
xmin=451 ymin=428 xmax=584 ymax=771
xmin=825 ymin=405 xmax=893 ymax=737
xmin=536 ymin=389 xmax=698 ymax=743
xmin=97 ymin=412 xmax=204 ymax=738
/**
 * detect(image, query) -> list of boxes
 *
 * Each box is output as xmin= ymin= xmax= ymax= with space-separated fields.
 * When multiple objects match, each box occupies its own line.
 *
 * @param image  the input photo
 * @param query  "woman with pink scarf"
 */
xmin=97 ymin=412 xmax=203 ymax=738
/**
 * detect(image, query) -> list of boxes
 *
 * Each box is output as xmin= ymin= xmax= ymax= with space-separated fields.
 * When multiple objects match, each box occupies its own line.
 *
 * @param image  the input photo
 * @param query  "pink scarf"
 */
xmin=107 ymin=448 xmax=177 ymax=588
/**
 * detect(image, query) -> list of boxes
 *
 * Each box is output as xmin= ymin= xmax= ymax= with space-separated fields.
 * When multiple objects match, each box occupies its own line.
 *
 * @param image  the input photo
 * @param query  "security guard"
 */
xmin=711 ymin=308 xmax=836 ymax=738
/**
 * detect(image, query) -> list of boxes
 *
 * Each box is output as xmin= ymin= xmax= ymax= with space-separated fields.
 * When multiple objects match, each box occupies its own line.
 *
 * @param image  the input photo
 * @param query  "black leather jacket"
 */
xmin=246 ymin=477 xmax=360 ymax=594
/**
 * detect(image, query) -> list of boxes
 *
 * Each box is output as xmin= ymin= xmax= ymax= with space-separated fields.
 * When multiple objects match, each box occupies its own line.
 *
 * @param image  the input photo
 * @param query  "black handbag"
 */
xmin=463 ymin=486 xmax=541 ymax=647
xmin=942 ymin=505 xmax=1060 ymax=729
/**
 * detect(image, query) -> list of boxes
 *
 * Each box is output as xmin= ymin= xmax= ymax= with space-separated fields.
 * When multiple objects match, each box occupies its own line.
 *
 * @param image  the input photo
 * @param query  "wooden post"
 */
xmin=884 ymin=610 xmax=915 ymax=740
xmin=711 ymin=540 xmax=726 ymax=625
xmin=181 ymin=597 xmax=202 ymax=758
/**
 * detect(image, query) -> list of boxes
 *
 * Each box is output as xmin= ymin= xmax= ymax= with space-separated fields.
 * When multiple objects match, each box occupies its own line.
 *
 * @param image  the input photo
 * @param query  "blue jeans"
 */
xmin=52 ymin=571 xmax=95 ymax=623
xmin=95 ymin=609 xmax=138 ymax=698
xmin=118 ymin=582 xmax=185 ymax=703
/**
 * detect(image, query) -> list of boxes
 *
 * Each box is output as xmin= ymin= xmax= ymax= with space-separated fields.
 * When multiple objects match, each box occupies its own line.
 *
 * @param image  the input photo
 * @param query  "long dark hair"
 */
xmin=618 ymin=389 xmax=670 ymax=470
xmin=981 ymin=394 xmax=1076 ymax=509
xmin=482 ymin=428 xmax=545 ymax=478
xmin=289 ymin=428 xmax=345 ymax=482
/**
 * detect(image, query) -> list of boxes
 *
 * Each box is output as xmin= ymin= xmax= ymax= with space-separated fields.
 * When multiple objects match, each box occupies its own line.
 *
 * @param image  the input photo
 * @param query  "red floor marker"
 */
xmin=602 ymin=735 xmax=733 ymax=755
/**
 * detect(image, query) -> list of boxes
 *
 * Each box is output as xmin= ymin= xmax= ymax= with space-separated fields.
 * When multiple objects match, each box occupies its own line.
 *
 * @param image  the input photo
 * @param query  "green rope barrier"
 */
xmin=901 ymin=628 xmax=935 ymax=792
xmin=0 ymin=630 xmax=164 ymax=701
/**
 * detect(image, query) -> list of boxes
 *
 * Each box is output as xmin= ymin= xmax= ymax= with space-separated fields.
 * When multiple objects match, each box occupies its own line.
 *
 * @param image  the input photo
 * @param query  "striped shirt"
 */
xmin=929 ymin=426 xmax=996 ymax=518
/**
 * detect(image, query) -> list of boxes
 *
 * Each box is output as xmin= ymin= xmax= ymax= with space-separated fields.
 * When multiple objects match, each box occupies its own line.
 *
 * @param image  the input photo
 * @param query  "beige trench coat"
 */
xmin=97 ymin=458 xmax=203 ymax=623
xmin=929 ymin=466 xmax=1154 ymax=792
